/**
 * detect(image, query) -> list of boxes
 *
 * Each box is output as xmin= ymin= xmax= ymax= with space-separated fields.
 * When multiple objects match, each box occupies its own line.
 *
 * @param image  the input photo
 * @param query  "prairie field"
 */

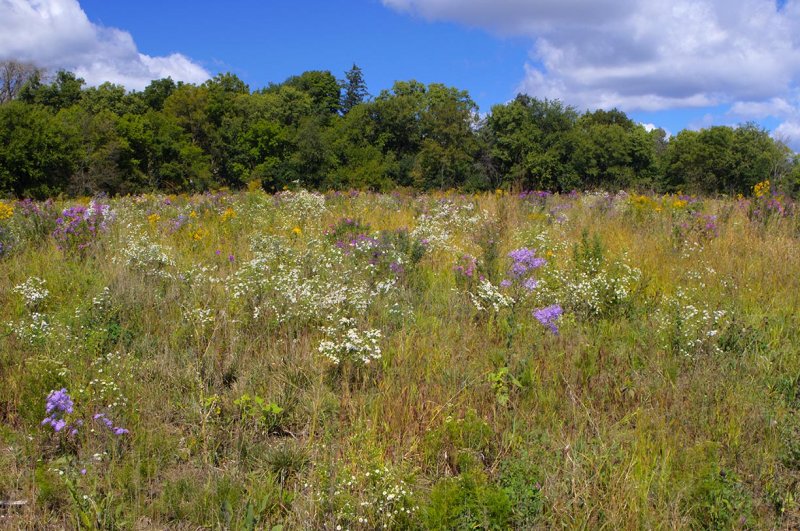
xmin=1 ymin=187 xmax=800 ymax=529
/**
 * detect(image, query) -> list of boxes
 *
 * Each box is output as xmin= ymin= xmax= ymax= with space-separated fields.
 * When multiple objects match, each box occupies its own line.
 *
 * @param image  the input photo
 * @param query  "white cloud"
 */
xmin=383 ymin=0 xmax=800 ymax=114
xmin=0 ymin=0 xmax=209 ymax=90
xmin=773 ymin=120 xmax=800 ymax=149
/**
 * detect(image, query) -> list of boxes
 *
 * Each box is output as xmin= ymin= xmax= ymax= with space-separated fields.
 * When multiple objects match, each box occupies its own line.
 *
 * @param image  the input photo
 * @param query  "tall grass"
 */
xmin=0 ymin=188 xmax=798 ymax=529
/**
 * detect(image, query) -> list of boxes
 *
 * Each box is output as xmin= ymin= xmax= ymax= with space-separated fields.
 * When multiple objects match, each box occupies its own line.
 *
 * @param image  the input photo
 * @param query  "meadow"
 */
xmin=0 ymin=184 xmax=799 ymax=529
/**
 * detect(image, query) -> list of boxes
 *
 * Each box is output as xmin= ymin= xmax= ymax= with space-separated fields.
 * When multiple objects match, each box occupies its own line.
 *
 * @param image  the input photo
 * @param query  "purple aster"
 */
xmin=523 ymin=277 xmax=539 ymax=292
xmin=508 ymin=248 xmax=546 ymax=278
xmin=533 ymin=305 xmax=563 ymax=335
xmin=45 ymin=388 xmax=74 ymax=415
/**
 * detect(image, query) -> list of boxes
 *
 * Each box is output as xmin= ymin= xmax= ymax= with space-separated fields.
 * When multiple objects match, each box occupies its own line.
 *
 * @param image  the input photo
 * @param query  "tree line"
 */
xmin=0 ymin=60 xmax=797 ymax=199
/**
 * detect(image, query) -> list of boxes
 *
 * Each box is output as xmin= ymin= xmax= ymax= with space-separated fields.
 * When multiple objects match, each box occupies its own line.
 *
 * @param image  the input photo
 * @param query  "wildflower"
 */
xmin=454 ymin=254 xmax=477 ymax=279
xmin=192 ymin=228 xmax=208 ymax=241
xmin=93 ymin=412 xmax=129 ymax=436
xmin=41 ymin=388 xmax=75 ymax=432
xmin=533 ymin=304 xmax=563 ymax=335
xmin=292 ymin=226 xmax=302 ymax=236
xmin=0 ymin=201 xmax=13 ymax=220
xmin=147 ymin=213 xmax=160 ymax=225
xmin=508 ymin=248 xmax=546 ymax=278
xmin=753 ymin=179 xmax=770 ymax=198
xmin=221 ymin=208 xmax=236 ymax=222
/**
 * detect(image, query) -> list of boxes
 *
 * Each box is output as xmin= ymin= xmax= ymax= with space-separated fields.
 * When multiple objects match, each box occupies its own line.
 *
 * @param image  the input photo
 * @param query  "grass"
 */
xmin=0 ymin=188 xmax=798 ymax=529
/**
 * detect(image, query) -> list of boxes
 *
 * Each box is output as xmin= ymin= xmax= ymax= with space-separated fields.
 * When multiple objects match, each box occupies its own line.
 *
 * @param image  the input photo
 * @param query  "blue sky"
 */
xmin=2 ymin=0 xmax=800 ymax=147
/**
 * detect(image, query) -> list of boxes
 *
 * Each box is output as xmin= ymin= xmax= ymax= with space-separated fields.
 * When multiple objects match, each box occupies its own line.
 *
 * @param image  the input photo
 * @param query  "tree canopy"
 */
xmin=0 ymin=61 xmax=796 ymax=199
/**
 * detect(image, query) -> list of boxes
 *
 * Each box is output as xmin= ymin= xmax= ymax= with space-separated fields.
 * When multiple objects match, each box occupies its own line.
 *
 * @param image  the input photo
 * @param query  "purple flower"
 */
xmin=94 ymin=412 xmax=129 ymax=436
xmin=523 ymin=277 xmax=539 ymax=291
xmin=42 ymin=388 xmax=76 ymax=433
xmin=45 ymin=388 xmax=74 ymax=415
xmin=508 ymin=248 xmax=546 ymax=278
xmin=533 ymin=304 xmax=563 ymax=335
xmin=228 ymin=254 xmax=235 ymax=263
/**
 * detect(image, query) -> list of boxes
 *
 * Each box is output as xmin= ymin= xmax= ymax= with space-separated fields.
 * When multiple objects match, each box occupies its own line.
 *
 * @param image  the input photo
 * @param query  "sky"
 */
xmin=2 ymin=0 xmax=800 ymax=148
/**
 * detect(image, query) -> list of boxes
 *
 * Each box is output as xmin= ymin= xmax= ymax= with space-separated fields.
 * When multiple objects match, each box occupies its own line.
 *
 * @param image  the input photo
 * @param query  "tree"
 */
xmin=0 ymin=101 xmax=77 ymax=197
xmin=141 ymin=77 xmax=178 ymax=111
xmin=19 ymin=70 xmax=85 ymax=111
xmin=486 ymin=95 xmax=578 ymax=190
xmin=0 ymin=60 xmax=43 ymax=104
xmin=340 ymin=63 xmax=368 ymax=115
xmin=664 ymin=124 xmax=785 ymax=195
xmin=281 ymin=70 xmax=341 ymax=116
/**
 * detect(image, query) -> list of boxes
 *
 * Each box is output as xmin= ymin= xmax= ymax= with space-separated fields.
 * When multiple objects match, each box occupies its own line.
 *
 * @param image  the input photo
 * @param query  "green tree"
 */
xmin=340 ymin=63 xmax=369 ymax=115
xmin=663 ymin=124 xmax=784 ymax=195
xmin=281 ymin=70 xmax=341 ymax=116
xmin=19 ymin=70 xmax=85 ymax=111
xmin=0 ymin=101 xmax=76 ymax=197
xmin=486 ymin=95 xmax=578 ymax=190
xmin=141 ymin=77 xmax=178 ymax=111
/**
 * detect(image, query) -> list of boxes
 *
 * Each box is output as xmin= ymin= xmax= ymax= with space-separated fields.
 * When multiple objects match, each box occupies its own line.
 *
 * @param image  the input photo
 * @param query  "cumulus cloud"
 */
xmin=384 ymin=0 xmax=800 ymax=148
xmin=0 ymin=0 xmax=209 ymax=90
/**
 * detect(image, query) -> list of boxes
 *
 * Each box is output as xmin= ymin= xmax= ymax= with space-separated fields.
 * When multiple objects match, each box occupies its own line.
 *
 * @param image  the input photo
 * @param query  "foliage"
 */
xmin=1 ymin=64 xmax=797 ymax=197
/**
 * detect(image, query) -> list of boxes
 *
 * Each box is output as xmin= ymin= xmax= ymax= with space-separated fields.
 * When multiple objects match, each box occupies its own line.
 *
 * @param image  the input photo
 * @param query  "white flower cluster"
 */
xmin=231 ymin=239 xmax=382 ymax=326
xmin=412 ymin=199 xmax=487 ymax=253
xmin=114 ymin=233 xmax=175 ymax=278
xmin=83 ymin=351 xmax=129 ymax=411
xmin=186 ymin=307 xmax=215 ymax=328
xmin=6 ymin=312 xmax=52 ymax=344
xmin=317 ymin=317 xmax=382 ymax=365
xmin=657 ymin=288 xmax=731 ymax=358
xmin=469 ymin=279 xmax=514 ymax=313
xmin=326 ymin=465 xmax=418 ymax=529
xmin=542 ymin=262 xmax=641 ymax=320
xmin=278 ymin=189 xmax=327 ymax=221
xmin=13 ymin=276 xmax=49 ymax=311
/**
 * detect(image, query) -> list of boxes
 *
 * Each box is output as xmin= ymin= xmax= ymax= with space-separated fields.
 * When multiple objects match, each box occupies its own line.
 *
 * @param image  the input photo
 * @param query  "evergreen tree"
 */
xmin=340 ymin=64 xmax=368 ymax=115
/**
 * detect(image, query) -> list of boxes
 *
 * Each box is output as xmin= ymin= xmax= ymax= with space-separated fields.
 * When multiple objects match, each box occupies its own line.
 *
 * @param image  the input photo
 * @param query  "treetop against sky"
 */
xmin=1 ymin=0 xmax=800 ymax=148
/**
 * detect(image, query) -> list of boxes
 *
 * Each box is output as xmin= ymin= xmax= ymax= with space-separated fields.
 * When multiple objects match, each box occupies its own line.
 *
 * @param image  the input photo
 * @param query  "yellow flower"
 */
xmin=671 ymin=199 xmax=687 ymax=209
xmin=0 ymin=201 xmax=13 ymax=221
xmin=189 ymin=210 xmax=198 ymax=219
xmin=753 ymin=180 xmax=770 ymax=198
xmin=147 ymin=213 xmax=161 ymax=225
xmin=292 ymin=226 xmax=302 ymax=236
xmin=192 ymin=228 xmax=208 ymax=241
xmin=220 ymin=208 xmax=236 ymax=222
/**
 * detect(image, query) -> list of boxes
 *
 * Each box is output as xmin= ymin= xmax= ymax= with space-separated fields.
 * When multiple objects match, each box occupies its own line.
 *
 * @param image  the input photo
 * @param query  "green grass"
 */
xmin=0 ymin=189 xmax=798 ymax=529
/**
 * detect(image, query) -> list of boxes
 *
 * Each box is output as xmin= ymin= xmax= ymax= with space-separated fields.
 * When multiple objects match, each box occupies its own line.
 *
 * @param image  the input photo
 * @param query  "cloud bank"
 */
xmin=384 ymin=0 xmax=800 ymax=148
xmin=0 ymin=0 xmax=209 ymax=90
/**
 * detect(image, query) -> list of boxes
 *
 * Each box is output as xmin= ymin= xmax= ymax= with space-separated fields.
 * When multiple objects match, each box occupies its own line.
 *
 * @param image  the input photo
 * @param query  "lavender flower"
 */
xmin=508 ymin=248 xmax=546 ymax=278
xmin=94 ymin=412 xmax=129 ymax=436
xmin=41 ymin=388 xmax=75 ymax=432
xmin=533 ymin=305 xmax=563 ymax=335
